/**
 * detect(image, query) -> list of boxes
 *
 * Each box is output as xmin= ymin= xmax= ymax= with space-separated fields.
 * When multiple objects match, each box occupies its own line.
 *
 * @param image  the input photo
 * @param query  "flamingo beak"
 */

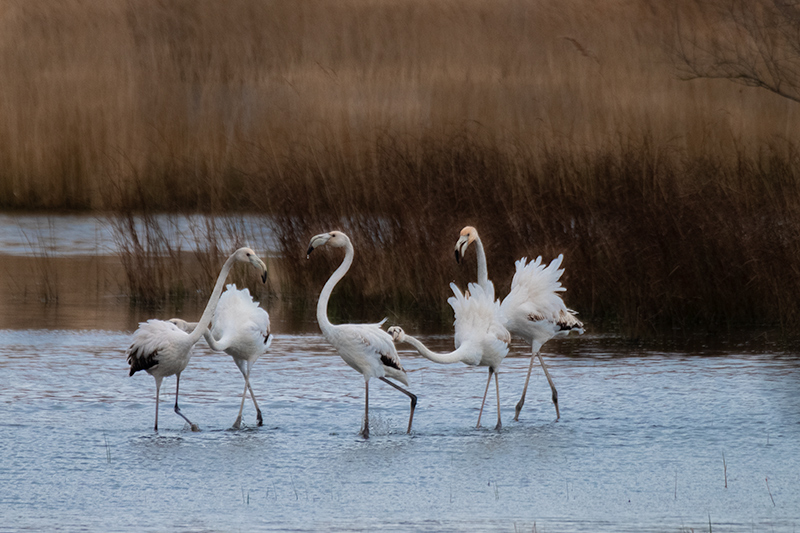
xmin=307 ymin=233 xmax=331 ymax=258
xmin=455 ymin=236 xmax=469 ymax=264
xmin=250 ymin=256 xmax=268 ymax=283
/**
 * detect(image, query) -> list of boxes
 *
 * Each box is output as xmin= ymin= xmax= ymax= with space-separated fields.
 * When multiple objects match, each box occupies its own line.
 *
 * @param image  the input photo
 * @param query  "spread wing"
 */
xmin=501 ymin=255 xmax=583 ymax=331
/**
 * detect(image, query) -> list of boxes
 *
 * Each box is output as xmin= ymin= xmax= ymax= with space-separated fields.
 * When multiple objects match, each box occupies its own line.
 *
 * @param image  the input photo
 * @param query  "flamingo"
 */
xmin=307 ymin=230 xmax=416 ymax=439
xmin=455 ymin=226 xmax=583 ymax=421
xmin=388 ymin=281 xmax=511 ymax=429
xmin=126 ymin=248 xmax=268 ymax=432
xmin=170 ymin=284 xmax=272 ymax=429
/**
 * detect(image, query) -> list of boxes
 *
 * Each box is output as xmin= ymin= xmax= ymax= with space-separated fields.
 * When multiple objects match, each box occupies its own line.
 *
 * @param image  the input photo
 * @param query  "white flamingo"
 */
xmin=455 ymin=226 xmax=583 ymax=421
xmin=126 ymin=248 xmax=268 ymax=432
xmin=307 ymin=230 xmax=416 ymax=439
xmin=388 ymin=281 xmax=511 ymax=429
xmin=170 ymin=284 xmax=272 ymax=429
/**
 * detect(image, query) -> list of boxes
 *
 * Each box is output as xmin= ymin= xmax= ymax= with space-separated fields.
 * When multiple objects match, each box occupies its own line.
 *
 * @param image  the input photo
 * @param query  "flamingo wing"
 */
xmin=448 ymin=282 xmax=510 ymax=366
xmin=337 ymin=323 xmax=409 ymax=385
xmin=501 ymin=255 xmax=581 ymax=327
xmin=126 ymin=319 xmax=187 ymax=376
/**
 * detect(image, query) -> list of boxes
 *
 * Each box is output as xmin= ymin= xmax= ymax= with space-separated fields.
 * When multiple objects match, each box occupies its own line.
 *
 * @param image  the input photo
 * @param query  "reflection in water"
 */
xmin=0 ymin=329 xmax=798 ymax=532
xmin=0 ymin=253 xmax=305 ymax=333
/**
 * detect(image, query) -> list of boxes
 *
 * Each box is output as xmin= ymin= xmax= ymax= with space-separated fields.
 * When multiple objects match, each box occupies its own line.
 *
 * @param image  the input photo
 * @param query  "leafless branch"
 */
xmin=671 ymin=0 xmax=800 ymax=103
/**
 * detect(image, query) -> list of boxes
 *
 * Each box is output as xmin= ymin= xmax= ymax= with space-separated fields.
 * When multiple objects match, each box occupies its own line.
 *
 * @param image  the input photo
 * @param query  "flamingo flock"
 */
xmin=127 ymin=228 xmax=582 ymax=438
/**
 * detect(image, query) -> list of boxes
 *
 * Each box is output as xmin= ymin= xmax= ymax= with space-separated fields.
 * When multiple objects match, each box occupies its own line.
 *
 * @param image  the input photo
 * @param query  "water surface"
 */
xmin=1 ymin=331 xmax=798 ymax=532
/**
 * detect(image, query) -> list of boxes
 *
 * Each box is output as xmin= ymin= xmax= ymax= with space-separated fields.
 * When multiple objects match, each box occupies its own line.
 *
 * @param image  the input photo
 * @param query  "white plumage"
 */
xmin=171 ymin=283 xmax=272 ymax=429
xmin=389 ymin=281 xmax=511 ymax=429
xmin=455 ymin=226 xmax=583 ymax=421
xmin=307 ymin=230 xmax=416 ymax=439
xmin=126 ymin=247 xmax=268 ymax=432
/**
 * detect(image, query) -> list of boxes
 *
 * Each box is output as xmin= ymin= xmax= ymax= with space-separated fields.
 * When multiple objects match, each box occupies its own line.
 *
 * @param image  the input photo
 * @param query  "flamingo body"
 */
xmin=128 ymin=319 xmax=195 ymax=378
xmin=307 ymin=231 xmax=416 ymax=438
xmin=455 ymin=226 xmax=583 ymax=420
xmin=389 ymin=281 xmax=510 ymax=429
xmin=126 ymin=247 xmax=268 ymax=431
xmin=171 ymin=284 xmax=272 ymax=428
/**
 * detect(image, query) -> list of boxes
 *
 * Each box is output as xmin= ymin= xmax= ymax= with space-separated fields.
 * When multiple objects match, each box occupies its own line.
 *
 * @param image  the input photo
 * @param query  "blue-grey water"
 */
xmin=1 ymin=329 xmax=798 ymax=532
xmin=0 ymin=213 xmax=277 ymax=257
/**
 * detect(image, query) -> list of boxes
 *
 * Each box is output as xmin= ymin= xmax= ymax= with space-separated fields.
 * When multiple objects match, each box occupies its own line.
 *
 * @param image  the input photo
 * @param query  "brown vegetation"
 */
xmin=2 ymin=0 xmax=800 ymax=334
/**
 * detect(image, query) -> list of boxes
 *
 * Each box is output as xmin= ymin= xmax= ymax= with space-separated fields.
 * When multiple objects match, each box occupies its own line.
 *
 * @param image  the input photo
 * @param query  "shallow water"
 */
xmin=0 ymin=213 xmax=276 ymax=257
xmin=1 ymin=330 xmax=799 ymax=532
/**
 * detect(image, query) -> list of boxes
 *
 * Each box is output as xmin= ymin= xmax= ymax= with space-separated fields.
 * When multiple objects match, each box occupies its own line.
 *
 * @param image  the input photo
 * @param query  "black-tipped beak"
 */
xmin=455 ymin=249 xmax=462 ymax=264
xmin=306 ymin=245 xmax=314 ymax=258
xmin=261 ymin=271 xmax=268 ymax=283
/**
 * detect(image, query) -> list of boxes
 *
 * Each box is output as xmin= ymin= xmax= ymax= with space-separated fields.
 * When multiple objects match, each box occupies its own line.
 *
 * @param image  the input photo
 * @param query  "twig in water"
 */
xmin=674 ymin=469 xmax=678 ymax=500
xmin=103 ymin=432 xmax=111 ymax=463
xmin=722 ymin=451 xmax=727 ymax=488
xmin=708 ymin=512 xmax=712 ymax=532
xmin=766 ymin=477 xmax=776 ymax=506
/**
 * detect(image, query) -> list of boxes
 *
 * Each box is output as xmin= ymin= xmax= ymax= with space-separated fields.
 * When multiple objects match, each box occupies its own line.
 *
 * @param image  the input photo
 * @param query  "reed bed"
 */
xmin=3 ymin=0 xmax=800 ymax=333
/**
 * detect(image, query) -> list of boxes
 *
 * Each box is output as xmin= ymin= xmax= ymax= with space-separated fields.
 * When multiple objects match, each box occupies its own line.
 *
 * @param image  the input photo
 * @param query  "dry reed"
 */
xmin=2 ymin=0 xmax=800 ymax=334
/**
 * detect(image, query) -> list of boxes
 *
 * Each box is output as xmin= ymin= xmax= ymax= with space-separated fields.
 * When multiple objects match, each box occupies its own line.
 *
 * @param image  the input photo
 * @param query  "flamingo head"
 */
xmin=307 ymin=230 xmax=350 ymax=258
xmin=233 ymin=247 xmax=268 ymax=283
xmin=168 ymin=318 xmax=195 ymax=333
xmin=455 ymin=226 xmax=478 ymax=264
xmin=387 ymin=326 xmax=406 ymax=342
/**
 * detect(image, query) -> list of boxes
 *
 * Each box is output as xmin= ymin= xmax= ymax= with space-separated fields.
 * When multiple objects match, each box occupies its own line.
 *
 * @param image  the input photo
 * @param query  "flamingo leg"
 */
xmin=514 ymin=348 xmax=536 ymax=421
xmin=379 ymin=377 xmax=417 ymax=433
xmin=537 ymin=354 xmax=560 ymax=420
xmin=494 ymin=369 xmax=502 ymax=430
xmin=514 ymin=341 xmax=561 ymax=421
xmin=244 ymin=361 xmax=263 ymax=426
xmin=154 ymin=376 xmax=163 ymax=432
xmin=173 ymin=373 xmax=200 ymax=432
xmin=361 ymin=380 xmax=370 ymax=439
xmin=234 ymin=360 xmax=263 ymax=428
xmin=233 ymin=379 xmax=248 ymax=429
xmin=477 ymin=367 xmax=494 ymax=428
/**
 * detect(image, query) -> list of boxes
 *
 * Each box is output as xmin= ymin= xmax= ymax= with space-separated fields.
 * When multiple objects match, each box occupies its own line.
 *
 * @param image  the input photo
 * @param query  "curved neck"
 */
xmin=202 ymin=329 xmax=228 ymax=351
xmin=474 ymin=236 xmax=489 ymax=289
xmin=317 ymin=240 xmax=354 ymax=333
xmin=188 ymin=254 xmax=237 ymax=345
xmin=402 ymin=334 xmax=466 ymax=364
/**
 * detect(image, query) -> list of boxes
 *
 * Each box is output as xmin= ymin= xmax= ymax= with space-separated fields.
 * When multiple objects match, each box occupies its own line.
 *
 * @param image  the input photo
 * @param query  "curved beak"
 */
xmin=250 ymin=255 xmax=268 ymax=283
xmin=307 ymin=233 xmax=331 ymax=258
xmin=455 ymin=235 xmax=470 ymax=264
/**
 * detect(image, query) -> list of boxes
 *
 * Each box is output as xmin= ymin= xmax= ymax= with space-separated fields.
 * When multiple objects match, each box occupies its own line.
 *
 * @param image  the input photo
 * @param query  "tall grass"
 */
xmin=109 ymin=211 xmax=273 ymax=310
xmin=3 ymin=0 xmax=800 ymax=333
xmin=271 ymin=134 xmax=800 ymax=334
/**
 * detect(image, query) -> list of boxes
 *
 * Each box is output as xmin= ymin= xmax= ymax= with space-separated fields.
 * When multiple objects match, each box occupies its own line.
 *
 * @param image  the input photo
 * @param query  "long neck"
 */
xmin=402 ymin=334 xmax=467 ymax=364
xmin=317 ymin=240 xmax=354 ymax=334
xmin=474 ymin=235 xmax=489 ymax=289
xmin=188 ymin=254 xmax=237 ymax=345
